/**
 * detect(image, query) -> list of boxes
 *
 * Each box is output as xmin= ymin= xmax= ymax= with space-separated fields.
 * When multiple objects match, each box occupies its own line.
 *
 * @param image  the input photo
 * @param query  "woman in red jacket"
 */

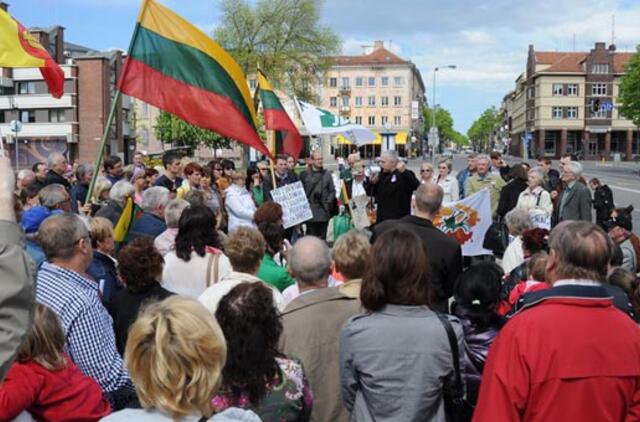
xmin=0 ymin=304 xmax=111 ymax=421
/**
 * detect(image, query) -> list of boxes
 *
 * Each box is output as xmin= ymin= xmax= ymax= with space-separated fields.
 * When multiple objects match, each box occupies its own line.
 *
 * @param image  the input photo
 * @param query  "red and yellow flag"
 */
xmin=118 ymin=0 xmax=273 ymax=159
xmin=0 ymin=9 xmax=64 ymax=98
xmin=257 ymin=69 xmax=303 ymax=159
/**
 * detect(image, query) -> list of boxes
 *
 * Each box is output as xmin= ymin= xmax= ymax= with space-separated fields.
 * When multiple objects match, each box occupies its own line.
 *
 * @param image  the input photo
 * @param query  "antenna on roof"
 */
xmin=611 ymin=14 xmax=615 ymax=46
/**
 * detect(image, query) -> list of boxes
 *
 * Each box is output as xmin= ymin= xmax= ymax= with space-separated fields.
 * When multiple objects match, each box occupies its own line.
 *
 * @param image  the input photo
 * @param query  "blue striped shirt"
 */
xmin=36 ymin=261 xmax=133 ymax=394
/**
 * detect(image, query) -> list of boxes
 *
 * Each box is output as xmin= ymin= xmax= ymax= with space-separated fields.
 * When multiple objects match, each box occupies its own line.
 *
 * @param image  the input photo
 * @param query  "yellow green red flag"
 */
xmin=0 ymin=8 xmax=64 ymax=98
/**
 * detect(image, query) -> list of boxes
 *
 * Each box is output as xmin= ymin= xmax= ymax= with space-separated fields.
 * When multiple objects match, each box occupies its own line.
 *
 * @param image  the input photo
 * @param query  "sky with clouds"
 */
xmin=7 ymin=0 xmax=640 ymax=134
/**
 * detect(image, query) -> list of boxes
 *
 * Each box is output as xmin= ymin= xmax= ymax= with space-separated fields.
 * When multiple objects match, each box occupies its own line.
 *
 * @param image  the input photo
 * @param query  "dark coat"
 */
xmin=496 ymin=178 xmax=528 ymax=219
xmin=372 ymin=215 xmax=463 ymax=312
xmin=299 ymin=168 xmax=336 ymax=223
xmin=94 ymin=200 xmax=123 ymax=226
xmin=555 ymin=181 xmax=592 ymax=224
xmin=107 ymin=283 xmax=174 ymax=355
xmin=263 ymin=171 xmax=299 ymax=201
xmin=128 ymin=212 xmax=167 ymax=242
xmin=154 ymin=174 xmax=183 ymax=193
xmin=87 ymin=251 xmax=123 ymax=305
xmin=43 ymin=170 xmax=71 ymax=190
xmin=70 ymin=183 xmax=89 ymax=213
xmin=593 ymin=185 xmax=615 ymax=224
xmin=371 ymin=169 xmax=420 ymax=223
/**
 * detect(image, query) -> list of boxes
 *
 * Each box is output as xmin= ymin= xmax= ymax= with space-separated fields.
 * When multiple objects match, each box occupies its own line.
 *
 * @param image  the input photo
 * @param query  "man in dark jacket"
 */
xmin=370 ymin=150 xmax=420 ymax=223
xmin=263 ymin=154 xmax=299 ymax=201
xmin=555 ymin=161 xmax=592 ymax=225
xmin=372 ymin=183 xmax=463 ymax=312
xmin=537 ymin=156 xmax=560 ymax=191
xmin=128 ymin=186 xmax=169 ymax=242
xmin=43 ymin=153 xmax=71 ymax=191
xmin=300 ymin=150 xmax=335 ymax=239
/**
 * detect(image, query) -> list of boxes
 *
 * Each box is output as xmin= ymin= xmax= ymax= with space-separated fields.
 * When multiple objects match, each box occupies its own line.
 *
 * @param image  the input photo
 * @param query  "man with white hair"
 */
xmin=280 ymin=236 xmax=360 ymax=422
xmin=154 ymin=198 xmax=189 ymax=256
xmin=15 ymin=169 xmax=35 ymax=193
xmin=466 ymin=154 xmax=506 ymax=217
xmin=555 ymin=161 xmax=592 ymax=224
xmin=128 ymin=186 xmax=170 ymax=241
xmin=43 ymin=152 xmax=71 ymax=190
xmin=95 ymin=180 xmax=135 ymax=226
xmin=370 ymin=150 xmax=420 ymax=223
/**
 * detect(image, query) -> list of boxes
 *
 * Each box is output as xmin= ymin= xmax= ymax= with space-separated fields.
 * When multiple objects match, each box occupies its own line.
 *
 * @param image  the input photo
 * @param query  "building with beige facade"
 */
xmin=319 ymin=41 xmax=426 ymax=158
xmin=505 ymin=42 xmax=638 ymax=160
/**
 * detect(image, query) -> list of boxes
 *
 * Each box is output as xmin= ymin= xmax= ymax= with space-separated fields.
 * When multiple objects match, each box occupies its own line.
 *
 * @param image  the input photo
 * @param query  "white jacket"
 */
xmin=162 ymin=251 xmax=233 ymax=299
xmin=436 ymin=174 xmax=460 ymax=204
xmin=516 ymin=187 xmax=553 ymax=215
xmin=224 ymin=184 xmax=256 ymax=233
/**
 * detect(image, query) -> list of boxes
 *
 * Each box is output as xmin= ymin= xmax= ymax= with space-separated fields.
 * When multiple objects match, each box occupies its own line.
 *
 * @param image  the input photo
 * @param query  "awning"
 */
xmin=395 ymin=131 xmax=408 ymax=145
xmin=338 ymin=132 xmax=382 ymax=145
xmin=373 ymin=131 xmax=382 ymax=145
xmin=336 ymin=134 xmax=351 ymax=145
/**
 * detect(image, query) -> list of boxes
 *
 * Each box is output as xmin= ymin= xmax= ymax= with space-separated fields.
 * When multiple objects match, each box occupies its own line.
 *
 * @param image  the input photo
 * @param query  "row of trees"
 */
xmin=467 ymin=106 xmax=501 ymax=152
xmin=422 ymin=106 xmax=469 ymax=147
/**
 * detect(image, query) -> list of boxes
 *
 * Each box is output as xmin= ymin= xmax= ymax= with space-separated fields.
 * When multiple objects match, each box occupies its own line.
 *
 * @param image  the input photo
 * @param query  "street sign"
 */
xmin=428 ymin=128 xmax=439 ymax=148
xmin=9 ymin=120 xmax=22 ymax=133
xmin=601 ymin=101 xmax=613 ymax=112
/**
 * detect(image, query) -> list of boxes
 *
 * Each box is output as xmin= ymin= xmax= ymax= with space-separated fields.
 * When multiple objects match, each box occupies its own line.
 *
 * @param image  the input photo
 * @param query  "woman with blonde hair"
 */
xmin=103 ymin=296 xmax=260 ymax=421
xmin=0 ymin=304 xmax=110 ymax=421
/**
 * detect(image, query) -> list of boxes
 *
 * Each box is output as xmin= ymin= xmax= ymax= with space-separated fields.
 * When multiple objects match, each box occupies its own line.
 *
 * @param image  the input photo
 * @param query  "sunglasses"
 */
xmin=421 ymin=169 xmax=432 ymax=173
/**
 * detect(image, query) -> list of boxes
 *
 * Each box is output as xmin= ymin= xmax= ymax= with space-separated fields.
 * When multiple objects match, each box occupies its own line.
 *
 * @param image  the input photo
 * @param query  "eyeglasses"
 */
xmin=421 ymin=169 xmax=432 ymax=173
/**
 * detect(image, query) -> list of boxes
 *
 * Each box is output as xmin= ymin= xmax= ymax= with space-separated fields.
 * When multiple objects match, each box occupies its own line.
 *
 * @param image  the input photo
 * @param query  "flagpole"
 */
xmin=86 ymin=0 xmax=149 ymax=202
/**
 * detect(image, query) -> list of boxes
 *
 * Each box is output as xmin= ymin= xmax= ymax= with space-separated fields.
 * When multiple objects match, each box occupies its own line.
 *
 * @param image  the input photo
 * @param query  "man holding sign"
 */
xmin=300 ymin=150 xmax=336 ymax=239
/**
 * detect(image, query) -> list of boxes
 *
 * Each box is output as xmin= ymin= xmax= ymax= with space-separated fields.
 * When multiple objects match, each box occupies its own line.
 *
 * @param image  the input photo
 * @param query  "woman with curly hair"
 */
xmin=212 ymin=282 xmax=312 ymax=421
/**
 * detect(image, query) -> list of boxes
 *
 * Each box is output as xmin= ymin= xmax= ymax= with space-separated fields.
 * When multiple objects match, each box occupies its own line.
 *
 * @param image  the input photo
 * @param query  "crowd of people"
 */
xmin=1 ymin=145 xmax=640 ymax=422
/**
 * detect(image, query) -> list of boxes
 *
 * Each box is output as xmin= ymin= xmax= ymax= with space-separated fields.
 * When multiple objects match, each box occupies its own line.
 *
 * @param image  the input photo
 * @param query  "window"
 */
xmin=368 ymin=116 xmax=375 ymax=125
xmin=592 ymin=64 xmax=609 ymax=74
xmin=329 ymin=77 xmax=337 ymax=88
xmin=552 ymin=84 xmax=564 ymax=96
xmin=591 ymin=108 xmax=607 ymax=118
xmin=355 ymin=77 xmax=363 ymax=87
xmin=567 ymin=84 xmax=578 ymax=96
xmin=355 ymin=96 xmax=363 ymax=107
xmin=381 ymin=96 xmax=389 ymax=106
xmin=0 ymin=111 xmax=5 ymax=124
xmin=341 ymin=77 xmax=350 ymax=88
xmin=49 ymin=109 xmax=65 ymax=122
xmin=527 ymin=86 xmax=535 ymax=99
xmin=368 ymin=77 xmax=376 ymax=86
xmin=355 ymin=116 xmax=362 ymax=124
xmin=18 ymin=81 xmax=36 ymax=95
xmin=381 ymin=116 xmax=388 ymax=126
xmin=341 ymin=96 xmax=349 ymax=107
xmin=248 ymin=79 xmax=257 ymax=90
xmin=368 ymin=95 xmax=376 ymax=106
xmin=394 ymin=76 xmax=403 ymax=86
xmin=592 ymin=83 xmax=607 ymax=96
xmin=20 ymin=110 xmax=35 ymax=123
xmin=394 ymin=96 xmax=402 ymax=106
xmin=394 ymin=115 xmax=401 ymax=126
xmin=330 ymin=97 xmax=337 ymax=107
xmin=381 ymin=76 xmax=389 ymax=86
xmin=552 ymin=107 xmax=563 ymax=119
xmin=567 ymin=107 xmax=578 ymax=119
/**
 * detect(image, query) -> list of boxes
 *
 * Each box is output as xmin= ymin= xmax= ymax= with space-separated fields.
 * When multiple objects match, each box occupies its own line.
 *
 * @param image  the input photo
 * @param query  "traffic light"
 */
xmin=592 ymin=99 xmax=601 ymax=113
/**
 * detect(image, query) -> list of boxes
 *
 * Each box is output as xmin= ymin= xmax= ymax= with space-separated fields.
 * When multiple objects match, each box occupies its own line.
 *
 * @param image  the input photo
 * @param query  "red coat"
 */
xmin=0 ymin=356 xmax=111 ymax=422
xmin=474 ymin=286 xmax=640 ymax=422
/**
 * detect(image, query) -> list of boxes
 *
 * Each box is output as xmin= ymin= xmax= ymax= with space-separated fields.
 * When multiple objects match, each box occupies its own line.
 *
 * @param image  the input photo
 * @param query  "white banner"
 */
xmin=349 ymin=194 xmax=371 ymax=230
xmin=270 ymin=181 xmax=313 ymax=229
xmin=434 ymin=189 xmax=493 ymax=256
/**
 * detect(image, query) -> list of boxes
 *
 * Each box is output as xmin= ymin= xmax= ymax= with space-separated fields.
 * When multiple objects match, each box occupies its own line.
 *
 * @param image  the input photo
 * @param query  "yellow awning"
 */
xmin=373 ymin=131 xmax=382 ymax=145
xmin=395 ymin=131 xmax=408 ymax=145
xmin=336 ymin=134 xmax=351 ymax=145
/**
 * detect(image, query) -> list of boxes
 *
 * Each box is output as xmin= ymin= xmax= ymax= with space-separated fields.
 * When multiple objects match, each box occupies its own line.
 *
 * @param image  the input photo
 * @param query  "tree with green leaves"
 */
xmin=422 ymin=106 xmax=469 ymax=146
xmin=154 ymin=111 xmax=231 ymax=151
xmin=467 ymin=106 xmax=499 ymax=152
xmin=619 ymin=45 xmax=640 ymax=128
xmin=213 ymin=0 xmax=341 ymax=101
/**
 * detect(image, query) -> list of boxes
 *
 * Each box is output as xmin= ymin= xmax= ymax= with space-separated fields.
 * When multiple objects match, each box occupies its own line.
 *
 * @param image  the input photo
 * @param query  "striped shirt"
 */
xmin=36 ymin=261 xmax=133 ymax=395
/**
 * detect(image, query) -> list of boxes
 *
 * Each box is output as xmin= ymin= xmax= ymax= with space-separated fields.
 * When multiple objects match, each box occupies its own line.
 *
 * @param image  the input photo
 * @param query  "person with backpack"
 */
xmin=589 ymin=178 xmax=615 ymax=230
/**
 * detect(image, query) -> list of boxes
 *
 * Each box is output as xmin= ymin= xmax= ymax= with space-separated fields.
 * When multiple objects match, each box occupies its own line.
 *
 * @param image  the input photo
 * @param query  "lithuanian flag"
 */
xmin=0 ymin=9 xmax=64 ymax=98
xmin=118 ymin=0 xmax=272 ymax=159
xmin=257 ymin=69 xmax=303 ymax=159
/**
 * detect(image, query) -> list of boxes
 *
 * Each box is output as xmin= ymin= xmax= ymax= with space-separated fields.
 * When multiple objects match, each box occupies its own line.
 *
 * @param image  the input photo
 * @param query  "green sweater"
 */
xmin=257 ymin=253 xmax=295 ymax=292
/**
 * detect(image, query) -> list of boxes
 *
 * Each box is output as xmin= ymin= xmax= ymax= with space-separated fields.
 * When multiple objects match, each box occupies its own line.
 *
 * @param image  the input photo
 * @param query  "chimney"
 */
xmin=373 ymin=40 xmax=384 ymax=50
xmin=0 ymin=2 xmax=8 ymax=11
xmin=594 ymin=42 xmax=606 ymax=50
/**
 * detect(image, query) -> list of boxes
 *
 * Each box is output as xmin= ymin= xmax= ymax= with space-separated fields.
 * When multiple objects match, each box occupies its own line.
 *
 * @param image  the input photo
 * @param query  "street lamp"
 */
xmin=431 ymin=65 xmax=456 ymax=163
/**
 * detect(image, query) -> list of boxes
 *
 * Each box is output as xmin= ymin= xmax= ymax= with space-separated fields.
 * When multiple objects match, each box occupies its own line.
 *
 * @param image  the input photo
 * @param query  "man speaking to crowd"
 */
xmin=370 ymin=151 xmax=420 ymax=223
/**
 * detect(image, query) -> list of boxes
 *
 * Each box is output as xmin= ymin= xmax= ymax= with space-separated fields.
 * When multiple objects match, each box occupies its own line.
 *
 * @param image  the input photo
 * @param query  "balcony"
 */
xmin=0 ymin=76 xmax=12 ymax=88
xmin=339 ymin=85 xmax=351 ymax=95
xmin=0 ymin=94 xmax=73 ymax=110
xmin=12 ymin=66 xmax=74 ymax=80
xmin=339 ymin=105 xmax=350 ymax=116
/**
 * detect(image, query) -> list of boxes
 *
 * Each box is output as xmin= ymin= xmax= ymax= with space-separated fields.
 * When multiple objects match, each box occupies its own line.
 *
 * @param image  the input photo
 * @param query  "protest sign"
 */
xmin=270 ymin=181 xmax=313 ymax=229
xmin=349 ymin=194 xmax=371 ymax=230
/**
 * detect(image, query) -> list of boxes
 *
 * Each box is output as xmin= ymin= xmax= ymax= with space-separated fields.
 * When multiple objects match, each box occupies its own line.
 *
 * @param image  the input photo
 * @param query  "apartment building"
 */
xmin=0 ymin=3 xmax=131 ymax=168
xmin=320 ymin=41 xmax=426 ymax=157
xmin=505 ymin=42 xmax=638 ymax=160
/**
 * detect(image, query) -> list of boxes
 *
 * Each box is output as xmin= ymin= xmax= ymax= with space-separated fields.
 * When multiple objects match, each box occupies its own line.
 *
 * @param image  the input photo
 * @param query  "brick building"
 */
xmin=505 ymin=42 xmax=639 ymax=160
xmin=0 ymin=2 xmax=131 ymax=168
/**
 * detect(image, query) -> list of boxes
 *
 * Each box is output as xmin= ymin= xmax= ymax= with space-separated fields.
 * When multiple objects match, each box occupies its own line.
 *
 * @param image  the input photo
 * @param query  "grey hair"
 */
xmin=164 ymin=199 xmax=190 ymax=228
xmin=414 ymin=184 xmax=443 ymax=215
xmin=381 ymin=150 xmax=399 ymax=163
xmin=142 ymin=186 xmax=170 ymax=213
xmin=38 ymin=184 xmax=68 ymax=209
xmin=38 ymin=213 xmax=89 ymax=261
xmin=75 ymin=164 xmax=94 ymax=182
xmin=549 ymin=221 xmax=610 ymax=282
xmin=17 ymin=169 xmax=34 ymax=182
xmin=92 ymin=176 xmax=112 ymax=202
xmin=504 ymin=207 xmax=532 ymax=236
xmin=528 ymin=167 xmax=545 ymax=185
xmin=289 ymin=236 xmax=332 ymax=285
xmin=109 ymin=180 xmax=135 ymax=203
xmin=475 ymin=154 xmax=490 ymax=165
xmin=46 ymin=152 xmax=65 ymax=169
xmin=565 ymin=161 xmax=583 ymax=178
